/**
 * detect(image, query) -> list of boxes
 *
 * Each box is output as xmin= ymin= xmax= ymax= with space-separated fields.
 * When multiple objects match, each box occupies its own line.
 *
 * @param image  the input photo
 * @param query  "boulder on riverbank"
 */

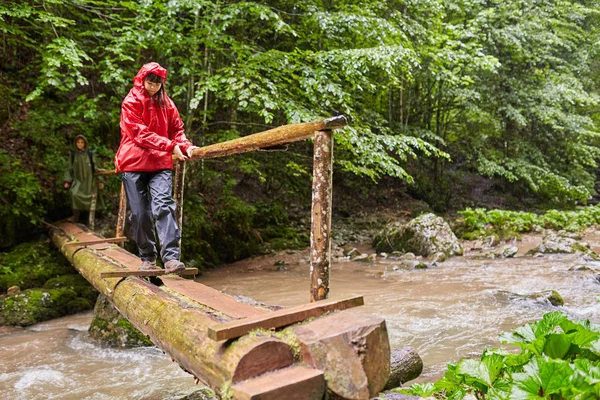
xmin=0 ymin=287 xmax=94 ymax=326
xmin=0 ymin=238 xmax=98 ymax=327
xmin=373 ymin=213 xmax=463 ymax=257
xmin=527 ymin=230 xmax=600 ymax=259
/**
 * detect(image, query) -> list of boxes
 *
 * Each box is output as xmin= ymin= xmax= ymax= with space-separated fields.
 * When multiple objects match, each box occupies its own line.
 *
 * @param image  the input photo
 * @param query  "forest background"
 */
xmin=2 ymin=0 xmax=600 ymax=269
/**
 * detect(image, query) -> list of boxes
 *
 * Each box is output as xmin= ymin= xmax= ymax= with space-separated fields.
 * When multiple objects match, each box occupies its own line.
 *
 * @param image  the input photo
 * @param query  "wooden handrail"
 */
xmin=190 ymin=115 xmax=347 ymax=160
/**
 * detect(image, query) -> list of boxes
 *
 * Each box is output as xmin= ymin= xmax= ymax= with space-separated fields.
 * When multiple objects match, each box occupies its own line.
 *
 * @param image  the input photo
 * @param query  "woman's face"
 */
xmin=75 ymin=138 xmax=86 ymax=150
xmin=144 ymin=79 xmax=162 ymax=97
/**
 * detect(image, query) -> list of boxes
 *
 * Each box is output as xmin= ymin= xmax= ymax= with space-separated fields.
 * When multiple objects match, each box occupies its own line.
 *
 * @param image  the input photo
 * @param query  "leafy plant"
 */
xmin=454 ymin=205 xmax=600 ymax=240
xmin=399 ymin=312 xmax=600 ymax=399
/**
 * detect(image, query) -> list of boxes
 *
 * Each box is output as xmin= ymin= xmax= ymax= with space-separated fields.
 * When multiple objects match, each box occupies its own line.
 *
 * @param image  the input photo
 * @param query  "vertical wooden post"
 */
xmin=116 ymin=182 xmax=127 ymax=246
xmin=310 ymin=130 xmax=334 ymax=302
xmin=174 ymin=160 xmax=186 ymax=250
xmin=88 ymin=183 xmax=98 ymax=230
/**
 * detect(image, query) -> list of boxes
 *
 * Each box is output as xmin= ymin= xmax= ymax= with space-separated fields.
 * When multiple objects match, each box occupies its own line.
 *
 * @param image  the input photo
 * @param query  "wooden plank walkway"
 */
xmin=208 ymin=295 xmax=364 ymax=341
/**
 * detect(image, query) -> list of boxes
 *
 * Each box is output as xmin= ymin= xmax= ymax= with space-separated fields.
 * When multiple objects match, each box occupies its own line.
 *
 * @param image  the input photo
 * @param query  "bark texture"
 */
xmin=310 ymin=130 xmax=334 ymax=302
xmin=190 ymin=116 xmax=346 ymax=160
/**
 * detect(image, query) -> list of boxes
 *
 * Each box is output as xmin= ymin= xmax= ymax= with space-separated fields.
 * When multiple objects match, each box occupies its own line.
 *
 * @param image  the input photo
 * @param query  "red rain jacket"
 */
xmin=115 ymin=62 xmax=193 ymax=172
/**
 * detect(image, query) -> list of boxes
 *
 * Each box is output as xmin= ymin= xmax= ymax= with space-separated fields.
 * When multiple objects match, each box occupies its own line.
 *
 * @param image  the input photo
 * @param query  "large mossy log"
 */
xmin=48 ymin=223 xmax=400 ymax=399
xmin=48 ymin=226 xmax=294 ymax=397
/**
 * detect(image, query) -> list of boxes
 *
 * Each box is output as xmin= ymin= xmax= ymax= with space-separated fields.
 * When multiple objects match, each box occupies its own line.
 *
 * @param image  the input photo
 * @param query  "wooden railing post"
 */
xmin=116 ymin=182 xmax=127 ymax=245
xmin=310 ymin=130 xmax=334 ymax=302
xmin=173 ymin=160 xmax=186 ymax=251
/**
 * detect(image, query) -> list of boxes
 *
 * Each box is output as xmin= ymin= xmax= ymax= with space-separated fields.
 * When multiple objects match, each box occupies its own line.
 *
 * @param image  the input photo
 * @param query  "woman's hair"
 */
xmin=145 ymin=73 xmax=166 ymax=108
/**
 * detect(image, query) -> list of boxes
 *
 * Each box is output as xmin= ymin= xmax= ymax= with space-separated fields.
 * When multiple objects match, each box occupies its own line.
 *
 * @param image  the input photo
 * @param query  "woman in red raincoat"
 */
xmin=115 ymin=62 xmax=197 ymax=273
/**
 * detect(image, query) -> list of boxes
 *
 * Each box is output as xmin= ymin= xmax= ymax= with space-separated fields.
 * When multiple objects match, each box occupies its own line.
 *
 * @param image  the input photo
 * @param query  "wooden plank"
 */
xmin=208 ymin=295 xmax=364 ymax=341
xmin=161 ymin=276 xmax=269 ymax=319
xmin=99 ymin=268 xmax=199 ymax=278
xmin=64 ymin=237 xmax=128 ymax=247
xmin=231 ymin=366 xmax=325 ymax=400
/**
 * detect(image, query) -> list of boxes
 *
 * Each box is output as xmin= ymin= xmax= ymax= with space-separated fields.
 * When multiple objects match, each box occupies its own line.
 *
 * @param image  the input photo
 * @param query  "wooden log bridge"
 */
xmin=48 ymin=221 xmax=392 ymax=399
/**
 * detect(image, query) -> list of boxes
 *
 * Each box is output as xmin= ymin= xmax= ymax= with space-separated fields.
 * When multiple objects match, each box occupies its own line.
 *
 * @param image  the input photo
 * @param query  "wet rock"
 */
xmin=527 ymin=231 xmax=598 ymax=258
xmin=568 ymin=265 xmax=591 ymax=271
xmin=471 ymin=240 xmax=484 ymax=250
xmin=345 ymin=247 xmax=360 ymax=257
xmin=389 ymin=251 xmax=404 ymax=259
xmin=493 ymin=289 xmax=564 ymax=307
xmin=530 ymin=290 xmax=565 ymax=306
xmin=0 ymin=287 xmax=90 ymax=327
xmin=352 ymin=253 xmax=370 ymax=262
xmin=432 ymin=252 xmax=447 ymax=263
xmin=273 ymin=260 xmax=286 ymax=266
xmin=500 ymin=245 xmax=518 ymax=258
xmin=399 ymin=252 xmax=416 ymax=260
xmin=414 ymin=262 xmax=428 ymax=269
xmin=484 ymin=234 xmax=501 ymax=248
xmin=178 ymin=388 xmax=218 ymax=400
xmin=384 ymin=347 xmax=423 ymax=390
xmin=557 ymin=230 xmax=582 ymax=240
xmin=7 ymin=286 xmax=20 ymax=295
xmin=88 ymin=294 xmax=153 ymax=347
xmin=373 ymin=213 xmax=463 ymax=258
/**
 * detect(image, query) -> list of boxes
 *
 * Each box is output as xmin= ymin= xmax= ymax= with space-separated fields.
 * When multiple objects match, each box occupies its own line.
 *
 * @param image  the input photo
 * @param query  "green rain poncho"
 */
xmin=64 ymin=135 xmax=102 ymax=211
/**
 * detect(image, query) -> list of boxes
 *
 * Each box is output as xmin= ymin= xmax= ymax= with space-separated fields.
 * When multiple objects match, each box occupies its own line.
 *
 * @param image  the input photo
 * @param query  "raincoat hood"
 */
xmin=133 ymin=62 xmax=168 ymax=89
xmin=74 ymin=134 xmax=88 ymax=148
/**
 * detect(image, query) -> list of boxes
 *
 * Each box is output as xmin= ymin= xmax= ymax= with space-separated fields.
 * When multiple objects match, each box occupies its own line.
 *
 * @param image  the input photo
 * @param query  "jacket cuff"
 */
xmin=178 ymin=143 xmax=191 ymax=154
xmin=166 ymin=140 xmax=177 ymax=153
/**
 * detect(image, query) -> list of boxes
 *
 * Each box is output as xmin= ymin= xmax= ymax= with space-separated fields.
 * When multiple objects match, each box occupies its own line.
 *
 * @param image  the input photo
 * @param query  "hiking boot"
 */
xmin=139 ymin=259 xmax=158 ymax=271
xmin=164 ymin=259 xmax=185 ymax=274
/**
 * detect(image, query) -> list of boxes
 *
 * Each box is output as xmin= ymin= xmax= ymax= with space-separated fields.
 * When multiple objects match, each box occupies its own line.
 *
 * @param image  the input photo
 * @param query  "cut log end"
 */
xmin=232 ymin=339 xmax=295 ymax=383
xmin=231 ymin=366 xmax=325 ymax=400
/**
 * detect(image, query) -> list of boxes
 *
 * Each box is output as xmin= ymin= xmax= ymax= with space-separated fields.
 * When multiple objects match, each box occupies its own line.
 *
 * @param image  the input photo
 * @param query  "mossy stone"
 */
xmin=0 ymin=288 xmax=78 ymax=326
xmin=0 ymin=239 xmax=74 ymax=293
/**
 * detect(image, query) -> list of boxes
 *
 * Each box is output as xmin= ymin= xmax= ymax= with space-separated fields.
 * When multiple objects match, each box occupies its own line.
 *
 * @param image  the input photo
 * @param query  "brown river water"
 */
xmin=1 ymin=233 xmax=599 ymax=399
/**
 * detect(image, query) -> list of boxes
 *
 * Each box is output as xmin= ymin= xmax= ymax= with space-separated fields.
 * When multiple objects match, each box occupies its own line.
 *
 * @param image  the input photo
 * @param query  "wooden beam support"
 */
xmin=173 ymin=159 xmax=186 ymax=252
xmin=190 ymin=116 xmax=346 ymax=160
xmin=208 ymin=295 xmax=364 ymax=341
xmin=310 ymin=130 xmax=334 ymax=302
xmin=116 ymin=182 xmax=127 ymax=243
xmin=293 ymin=311 xmax=391 ymax=399
xmin=231 ymin=366 xmax=325 ymax=400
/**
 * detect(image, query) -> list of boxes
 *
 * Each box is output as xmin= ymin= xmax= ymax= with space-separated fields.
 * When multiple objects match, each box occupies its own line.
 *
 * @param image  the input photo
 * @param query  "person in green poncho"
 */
xmin=63 ymin=135 xmax=104 ymax=223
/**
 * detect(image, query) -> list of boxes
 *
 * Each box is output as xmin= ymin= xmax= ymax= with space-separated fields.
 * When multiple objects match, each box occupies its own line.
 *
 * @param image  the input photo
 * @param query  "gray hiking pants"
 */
xmin=122 ymin=170 xmax=181 ymax=263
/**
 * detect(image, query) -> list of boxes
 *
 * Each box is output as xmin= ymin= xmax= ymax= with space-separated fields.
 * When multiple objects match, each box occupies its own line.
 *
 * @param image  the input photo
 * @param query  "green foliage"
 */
xmin=2 ymin=0 xmax=600 ymax=251
xmin=399 ymin=312 xmax=600 ymax=399
xmin=455 ymin=205 xmax=600 ymax=239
